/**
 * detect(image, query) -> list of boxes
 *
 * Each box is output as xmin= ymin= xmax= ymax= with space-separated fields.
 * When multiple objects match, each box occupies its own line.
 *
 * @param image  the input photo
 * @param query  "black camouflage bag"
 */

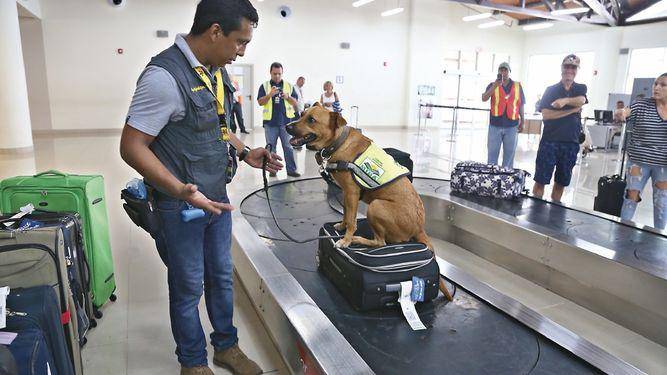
xmin=450 ymin=161 xmax=530 ymax=199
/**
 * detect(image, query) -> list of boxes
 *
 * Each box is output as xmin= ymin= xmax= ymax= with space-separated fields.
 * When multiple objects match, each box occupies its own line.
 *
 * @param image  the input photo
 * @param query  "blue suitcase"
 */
xmin=4 ymin=286 xmax=75 ymax=375
xmin=6 ymin=329 xmax=54 ymax=375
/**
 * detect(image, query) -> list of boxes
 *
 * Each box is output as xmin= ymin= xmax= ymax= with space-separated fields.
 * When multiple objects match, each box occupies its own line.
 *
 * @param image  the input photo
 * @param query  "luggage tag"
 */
xmin=0 ymin=286 xmax=9 ymax=329
xmin=2 ymin=203 xmax=35 ymax=228
xmin=399 ymin=281 xmax=427 ymax=331
xmin=410 ymin=276 xmax=425 ymax=302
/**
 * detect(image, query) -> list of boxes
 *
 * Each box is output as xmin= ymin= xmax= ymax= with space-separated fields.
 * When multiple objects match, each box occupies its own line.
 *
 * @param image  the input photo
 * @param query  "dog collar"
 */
xmin=319 ymin=126 xmax=351 ymax=160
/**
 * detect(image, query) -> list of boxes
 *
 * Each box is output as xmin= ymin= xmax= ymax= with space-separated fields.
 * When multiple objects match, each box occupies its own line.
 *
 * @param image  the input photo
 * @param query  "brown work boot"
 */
xmin=180 ymin=365 xmax=214 ymax=375
xmin=213 ymin=344 xmax=262 ymax=375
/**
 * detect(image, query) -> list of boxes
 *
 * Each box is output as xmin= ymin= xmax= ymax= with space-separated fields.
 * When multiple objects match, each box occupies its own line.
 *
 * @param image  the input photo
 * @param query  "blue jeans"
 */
xmin=620 ymin=160 xmax=667 ymax=230
xmin=264 ymin=125 xmax=297 ymax=173
xmin=487 ymin=125 xmax=518 ymax=169
xmin=155 ymin=198 xmax=237 ymax=367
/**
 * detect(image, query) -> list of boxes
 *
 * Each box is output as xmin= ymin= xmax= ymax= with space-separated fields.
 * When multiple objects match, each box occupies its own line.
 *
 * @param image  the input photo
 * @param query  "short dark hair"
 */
xmin=659 ymin=72 xmax=667 ymax=79
xmin=190 ymin=0 xmax=258 ymax=36
xmin=617 ymin=100 xmax=624 ymax=104
xmin=270 ymin=62 xmax=283 ymax=71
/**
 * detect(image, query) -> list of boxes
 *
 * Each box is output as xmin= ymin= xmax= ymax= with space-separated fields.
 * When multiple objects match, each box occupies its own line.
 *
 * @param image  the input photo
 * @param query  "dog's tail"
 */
xmin=415 ymin=230 xmax=454 ymax=302
xmin=415 ymin=230 xmax=434 ymax=252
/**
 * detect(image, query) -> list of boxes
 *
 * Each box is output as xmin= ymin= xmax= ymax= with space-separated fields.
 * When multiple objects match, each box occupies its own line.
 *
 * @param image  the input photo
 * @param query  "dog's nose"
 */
xmin=285 ymin=122 xmax=295 ymax=134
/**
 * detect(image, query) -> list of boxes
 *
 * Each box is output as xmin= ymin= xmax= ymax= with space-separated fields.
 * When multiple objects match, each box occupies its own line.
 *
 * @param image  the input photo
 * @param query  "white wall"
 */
xmin=247 ymin=0 xmax=411 ymax=128
xmin=39 ymin=0 xmax=199 ymax=131
xmin=405 ymin=0 xmax=525 ymax=127
xmin=19 ymin=17 xmax=53 ymax=131
xmin=38 ymin=0 xmax=411 ymax=130
xmin=16 ymin=0 xmax=42 ymax=19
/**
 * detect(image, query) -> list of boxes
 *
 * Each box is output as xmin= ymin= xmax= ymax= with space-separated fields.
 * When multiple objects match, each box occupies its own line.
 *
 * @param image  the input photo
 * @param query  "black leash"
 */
xmin=262 ymin=144 xmax=343 ymax=243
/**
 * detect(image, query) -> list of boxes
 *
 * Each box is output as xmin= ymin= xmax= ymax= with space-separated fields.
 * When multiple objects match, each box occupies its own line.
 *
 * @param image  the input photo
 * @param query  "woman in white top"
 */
xmin=321 ymin=81 xmax=339 ymax=111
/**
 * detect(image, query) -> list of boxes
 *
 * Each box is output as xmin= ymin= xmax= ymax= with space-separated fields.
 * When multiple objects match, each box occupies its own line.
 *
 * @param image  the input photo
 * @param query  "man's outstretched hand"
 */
xmin=178 ymin=183 xmax=234 ymax=215
xmin=244 ymin=147 xmax=284 ymax=173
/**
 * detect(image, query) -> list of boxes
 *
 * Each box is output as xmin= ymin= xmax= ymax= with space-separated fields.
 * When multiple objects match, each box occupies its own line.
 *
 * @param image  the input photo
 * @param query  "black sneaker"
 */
xmin=287 ymin=172 xmax=301 ymax=177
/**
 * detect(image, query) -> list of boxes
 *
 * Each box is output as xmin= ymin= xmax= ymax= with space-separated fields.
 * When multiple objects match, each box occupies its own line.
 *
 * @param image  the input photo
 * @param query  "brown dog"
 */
xmin=286 ymin=103 xmax=452 ymax=301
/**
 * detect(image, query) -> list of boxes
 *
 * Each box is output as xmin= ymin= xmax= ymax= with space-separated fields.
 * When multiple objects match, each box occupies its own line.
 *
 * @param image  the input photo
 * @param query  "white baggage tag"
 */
xmin=2 ymin=204 xmax=35 ymax=228
xmin=0 ymin=286 xmax=9 ymax=329
xmin=398 ymin=281 xmax=427 ymax=331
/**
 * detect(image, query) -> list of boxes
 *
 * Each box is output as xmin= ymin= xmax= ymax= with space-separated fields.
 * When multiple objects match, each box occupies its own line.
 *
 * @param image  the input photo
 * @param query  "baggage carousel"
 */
xmin=232 ymin=177 xmax=667 ymax=375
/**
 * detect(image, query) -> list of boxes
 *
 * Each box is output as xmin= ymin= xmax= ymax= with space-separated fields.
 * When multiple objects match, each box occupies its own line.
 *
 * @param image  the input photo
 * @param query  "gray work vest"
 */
xmin=146 ymin=44 xmax=235 ymax=202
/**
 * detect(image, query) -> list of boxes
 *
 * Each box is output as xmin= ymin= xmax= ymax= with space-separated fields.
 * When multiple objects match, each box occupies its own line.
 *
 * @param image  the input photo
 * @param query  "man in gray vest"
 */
xmin=119 ymin=1 xmax=281 ymax=374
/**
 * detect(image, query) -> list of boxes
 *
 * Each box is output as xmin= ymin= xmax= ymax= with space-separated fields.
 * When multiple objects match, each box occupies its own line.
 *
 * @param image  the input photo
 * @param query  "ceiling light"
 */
xmin=551 ymin=7 xmax=590 ymax=15
xmin=381 ymin=7 xmax=404 ymax=17
xmin=523 ymin=22 xmax=555 ymax=30
xmin=462 ymin=12 xmax=493 ymax=22
xmin=478 ymin=20 xmax=505 ymax=28
xmin=626 ymin=0 xmax=667 ymax=22
xmin=352 ymin=0 xmax=376 ymax=7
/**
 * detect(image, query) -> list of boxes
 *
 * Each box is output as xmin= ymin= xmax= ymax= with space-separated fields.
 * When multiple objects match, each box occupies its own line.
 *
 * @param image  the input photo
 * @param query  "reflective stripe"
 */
xmin=490 ymin=82 xmax=522 ymax=120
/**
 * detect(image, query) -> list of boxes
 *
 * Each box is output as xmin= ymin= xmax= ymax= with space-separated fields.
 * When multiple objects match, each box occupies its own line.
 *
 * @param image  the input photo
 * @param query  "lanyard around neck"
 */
xmin=193 ymin=67 xmax=230 ymax=141
xmin=193 ymin=67 xmax=225 ymax=115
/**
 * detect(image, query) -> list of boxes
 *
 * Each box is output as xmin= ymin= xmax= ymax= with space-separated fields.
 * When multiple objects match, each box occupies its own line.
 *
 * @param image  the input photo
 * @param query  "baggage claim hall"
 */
xmin=1 ymin=0 xmax=667 ymax=374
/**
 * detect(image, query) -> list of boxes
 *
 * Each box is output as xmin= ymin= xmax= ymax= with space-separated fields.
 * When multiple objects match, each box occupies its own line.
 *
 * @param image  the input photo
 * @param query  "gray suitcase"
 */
xmin=0 ymin=223 xmax=84 ymax=375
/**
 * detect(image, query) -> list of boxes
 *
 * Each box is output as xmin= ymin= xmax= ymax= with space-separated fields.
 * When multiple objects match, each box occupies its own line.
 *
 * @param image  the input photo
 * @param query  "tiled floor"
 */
xmin=0 ymin=123 xmax=658 ymax=374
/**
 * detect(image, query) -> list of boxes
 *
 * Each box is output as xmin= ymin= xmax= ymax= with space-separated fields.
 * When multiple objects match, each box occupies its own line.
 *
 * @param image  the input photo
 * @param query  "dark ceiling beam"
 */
xmin=580 ymin=0 xmax=617 ymax=25
xmin=446 ymin=0 xmax=608 ymax=24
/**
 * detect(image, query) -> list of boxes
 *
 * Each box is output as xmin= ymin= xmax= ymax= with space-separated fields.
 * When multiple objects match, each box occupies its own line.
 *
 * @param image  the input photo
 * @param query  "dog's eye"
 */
xmin=307 ymin=116 xmax=315 ymax=124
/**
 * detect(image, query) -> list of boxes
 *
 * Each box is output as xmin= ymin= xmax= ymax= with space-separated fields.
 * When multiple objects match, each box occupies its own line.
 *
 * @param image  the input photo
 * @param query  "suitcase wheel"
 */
xmin=90 ymin=319 xmax=97 ymax=328
xmin=109 ymin=293 xmax=118 ymax=302
xmin=81 ymin=337 xmax=88 ymax=347
xmin=94 ymin=309 xmax=103 ymax=319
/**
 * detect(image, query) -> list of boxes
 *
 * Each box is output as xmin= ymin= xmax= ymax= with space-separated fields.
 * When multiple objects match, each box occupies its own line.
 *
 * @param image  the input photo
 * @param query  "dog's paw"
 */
xmin=333 ymin=222 xmax=346 ymax=231
xmin=335 ymin=238 xmax=351 ymax=248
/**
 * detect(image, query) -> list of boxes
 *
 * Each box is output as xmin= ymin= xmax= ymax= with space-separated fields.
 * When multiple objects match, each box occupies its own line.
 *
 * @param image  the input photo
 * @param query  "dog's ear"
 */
xmin=329 ymin=111 xmax=348 ymax=130
xmin=313 ymin=102 xmax=321 ymax=107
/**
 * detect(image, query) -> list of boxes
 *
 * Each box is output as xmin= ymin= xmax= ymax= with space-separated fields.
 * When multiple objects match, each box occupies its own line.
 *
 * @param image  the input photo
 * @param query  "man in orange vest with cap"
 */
xmin=482 ymin=62 xmax=525 ymax=169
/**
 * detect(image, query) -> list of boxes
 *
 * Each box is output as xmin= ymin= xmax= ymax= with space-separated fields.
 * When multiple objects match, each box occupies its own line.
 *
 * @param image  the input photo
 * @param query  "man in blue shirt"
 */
xmin=482 ymin=62 xmax=525 ymax=169
xmin=257 ymin=62 xmax=300 ymax=177
xmin=533 ymin=54 xmax=588 ymax=202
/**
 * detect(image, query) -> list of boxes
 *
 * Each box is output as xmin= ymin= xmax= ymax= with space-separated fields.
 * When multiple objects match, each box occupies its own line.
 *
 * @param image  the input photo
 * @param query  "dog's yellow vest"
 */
xmin=325 ymin=143 xmax=409 ymax=190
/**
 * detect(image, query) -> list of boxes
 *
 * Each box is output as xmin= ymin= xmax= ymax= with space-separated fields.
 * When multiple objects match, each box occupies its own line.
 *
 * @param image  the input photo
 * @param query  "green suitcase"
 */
xmin=0 ymin=170 xmax=116 ymax=310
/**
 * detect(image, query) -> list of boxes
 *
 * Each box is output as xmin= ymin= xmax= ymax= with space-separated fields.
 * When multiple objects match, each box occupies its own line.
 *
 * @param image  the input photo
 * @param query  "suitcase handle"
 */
xmin=34 ymin=169 xmax=69 ymax=177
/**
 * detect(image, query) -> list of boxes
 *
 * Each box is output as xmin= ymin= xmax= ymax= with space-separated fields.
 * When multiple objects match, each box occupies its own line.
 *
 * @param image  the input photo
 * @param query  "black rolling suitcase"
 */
xmin=594 ymin=175 xmax=626 ymax=216
xmin=318 ymin=219 xmax=439 ymax=311
xmin=594 ymin=126 xmax=628 ymax=217
xmin=4 ymin=286 xmax=75 ymax=375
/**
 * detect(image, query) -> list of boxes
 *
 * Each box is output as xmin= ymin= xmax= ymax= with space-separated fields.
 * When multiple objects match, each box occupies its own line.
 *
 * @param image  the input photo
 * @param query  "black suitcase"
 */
xmin=1 ymin=212 xmax=94 ymax=339
xmin=4 ymin=286 xmax=75 ymax=375
xmin=318 ymin=219 xmax=439 ymax=311
xmin=594 ymin=125 xmax=629 ymax=217
xmin=594 ymin=175 xmax=626 ymax=217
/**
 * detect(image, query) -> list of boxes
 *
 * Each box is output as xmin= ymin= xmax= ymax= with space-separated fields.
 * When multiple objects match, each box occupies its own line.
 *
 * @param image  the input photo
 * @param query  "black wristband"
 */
xmin=238 ymin=146 xmax=251 ymax=161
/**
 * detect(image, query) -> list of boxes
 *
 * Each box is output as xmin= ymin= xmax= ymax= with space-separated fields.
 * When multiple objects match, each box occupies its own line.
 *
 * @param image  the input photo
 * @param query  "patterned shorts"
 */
xmin=534 ymin=141 xmax=579 ymax=186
